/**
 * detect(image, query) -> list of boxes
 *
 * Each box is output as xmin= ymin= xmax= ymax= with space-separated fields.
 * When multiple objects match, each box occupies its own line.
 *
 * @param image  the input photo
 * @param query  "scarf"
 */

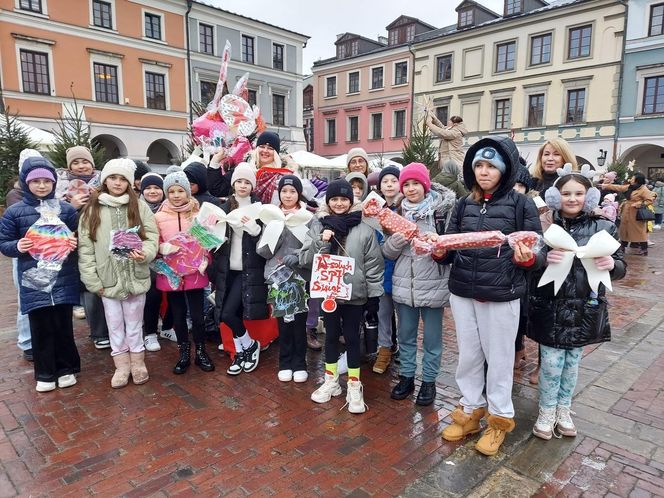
xmin=255 ymin=168 xmax=293 ymax=204
xmin=98 ymin=193 xmax=129 ymax=207
xmin=401 ymin=190 xmax=440 ymax=222
xmin=161 ymin=198 xmax=198 ymax=213
xmin=321 ymin=211 xmax=362 ymax=254
xmin=68 ymin=171 xmax=97 ymax=184
xmin=280 ymin=205 xmax=299 ymax=215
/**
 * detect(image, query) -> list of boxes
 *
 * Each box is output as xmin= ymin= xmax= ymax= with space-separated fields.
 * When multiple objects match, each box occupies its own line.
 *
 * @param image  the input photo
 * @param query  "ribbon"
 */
xmin=258 ymin=204 xmax=313 ymax=253
xmin=537 ymin=224 xmax=620 ymax=295
xmin=200 ymin=202 xmax=262 ymax=239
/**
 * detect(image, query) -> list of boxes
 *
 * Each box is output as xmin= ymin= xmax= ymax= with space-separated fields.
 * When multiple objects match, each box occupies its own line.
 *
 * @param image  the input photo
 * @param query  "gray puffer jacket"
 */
xmin=299 ymin=203 xmax=384 ymax=305
xmin=382 ymin=184 xmax=456 ymax=308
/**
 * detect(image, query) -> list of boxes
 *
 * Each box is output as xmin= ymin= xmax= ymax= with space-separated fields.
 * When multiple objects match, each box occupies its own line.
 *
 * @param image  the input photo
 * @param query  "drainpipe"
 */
xmin=408 ymin=43 xmax=416 ymax=139
xmin=613 ymin=0 xmax=628 ymax=164
xmin=186 ymin=0 xmax=194 ymax=125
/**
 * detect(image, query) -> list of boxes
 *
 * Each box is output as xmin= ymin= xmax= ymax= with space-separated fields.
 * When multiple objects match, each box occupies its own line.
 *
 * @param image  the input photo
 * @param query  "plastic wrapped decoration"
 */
xmin=162 ymin=233 xmax=208 ymax=276
xmin=219 ymin=94 xmax=258 ymax=137
xmin=150 ymin=259 xmax=182 ymax=290
xmin=22 ymin=200 xmax=74 ymax=293
xmin=412 ymin=230 xmax=544 ymax=256
xmin=189 ymin=202 xmax=227 ymax=251
xmin=66 ymin=179 xmax=91 ymax=200
xmin=266 ymin=265 xmax=309 ymax=323
xmin=363 ymin=193 xmax=419 ymax=240
xmin=109 ymin=226 xmax=143 ymax=258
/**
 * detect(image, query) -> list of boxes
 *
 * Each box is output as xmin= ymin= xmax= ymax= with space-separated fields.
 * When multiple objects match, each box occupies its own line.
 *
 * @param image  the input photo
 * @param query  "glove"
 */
xmin=390 ymin=232 xmax=409 ymax=249
xmin=282 ymin=254 xmax=299 ymax=269
xmin=366 ymin=297 xmax=379 ymax=315
xmin=160 ymin=242 xmax=180 ymax=255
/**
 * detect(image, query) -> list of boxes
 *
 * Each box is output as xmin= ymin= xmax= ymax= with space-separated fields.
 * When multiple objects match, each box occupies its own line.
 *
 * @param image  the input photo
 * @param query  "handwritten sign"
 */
xmin=310 ymin=253 xmax=355 ymax=312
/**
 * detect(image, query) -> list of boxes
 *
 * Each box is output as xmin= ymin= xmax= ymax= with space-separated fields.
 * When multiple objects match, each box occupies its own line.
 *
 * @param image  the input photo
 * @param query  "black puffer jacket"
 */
xmin=208 ymin=195 xmax=268 ymax=323
xmin=184 ymin=162 xmax=223 ymax=207
xmin=443 ymin=136 xmax=544 ymax=301
xmin=527 ymin=212 xmax=626 ymax=349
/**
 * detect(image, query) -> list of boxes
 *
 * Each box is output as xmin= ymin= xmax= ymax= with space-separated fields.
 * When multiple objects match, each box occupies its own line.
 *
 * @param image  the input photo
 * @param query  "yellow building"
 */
xmin=412 ymin=0 xmax=626 ymax=168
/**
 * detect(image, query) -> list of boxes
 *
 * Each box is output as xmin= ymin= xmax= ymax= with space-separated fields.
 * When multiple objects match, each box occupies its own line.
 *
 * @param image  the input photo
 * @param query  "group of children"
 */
xmin=1 ymin=133 xmax=626 ymax=457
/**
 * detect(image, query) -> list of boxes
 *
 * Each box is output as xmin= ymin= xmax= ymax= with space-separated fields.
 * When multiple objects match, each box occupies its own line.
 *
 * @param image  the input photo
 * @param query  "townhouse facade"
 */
xmin=412 ymin=0 xmax=626 ymax=169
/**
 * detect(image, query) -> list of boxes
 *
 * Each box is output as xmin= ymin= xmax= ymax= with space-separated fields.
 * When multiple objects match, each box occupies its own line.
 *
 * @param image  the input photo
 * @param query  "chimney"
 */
xmin=336 ymin=33 xmax=345 ymax=40
xmin=378 ymin=36 xmax=388 ymax=45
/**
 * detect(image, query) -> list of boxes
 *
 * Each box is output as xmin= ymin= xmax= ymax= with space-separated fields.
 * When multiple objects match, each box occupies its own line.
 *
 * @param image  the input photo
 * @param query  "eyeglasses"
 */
xmin=28 ymin=179 xmax=53 ymax=186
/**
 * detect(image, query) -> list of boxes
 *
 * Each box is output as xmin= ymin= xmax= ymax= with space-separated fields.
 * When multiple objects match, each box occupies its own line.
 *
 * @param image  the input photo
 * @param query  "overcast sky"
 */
xmin=204 ymin=0 xmax=506 ymax=74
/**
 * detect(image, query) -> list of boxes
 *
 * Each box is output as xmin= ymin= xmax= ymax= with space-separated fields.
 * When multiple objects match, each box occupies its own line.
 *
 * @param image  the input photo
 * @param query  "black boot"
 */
xmin=194 ymin=343 xmax=215 ymax=372
xmin=415 ymin=381 xmax=437 ymax=406
xmin=364 ymin=313 xmax=379 ymax=357
xmin=391 ymin=375 xmax=415 ymax=400
xmin=173 ymin=342 xmax=191 ymax=375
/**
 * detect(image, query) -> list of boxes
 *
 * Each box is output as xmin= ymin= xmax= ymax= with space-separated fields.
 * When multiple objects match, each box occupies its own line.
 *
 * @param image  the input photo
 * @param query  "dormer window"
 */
xmin=406 ymin=25 xmax=415 ymax=41
xmin=337 ymin=44 xmax=346 ymax=59
xmin=351 ymin=40 xmax=358 ymax=56
xmin=388 ymin=23 xmax=416 ymax=45
xmin=459 ymin=8 xmax=474 ymax=28
xmin=505 ymin=0 xmax=523 ymax=16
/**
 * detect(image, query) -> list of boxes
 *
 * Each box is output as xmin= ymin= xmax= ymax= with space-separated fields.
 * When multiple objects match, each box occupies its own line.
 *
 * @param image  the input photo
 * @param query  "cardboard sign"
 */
xmin=310 ymin=253 xmax=355 ymax=312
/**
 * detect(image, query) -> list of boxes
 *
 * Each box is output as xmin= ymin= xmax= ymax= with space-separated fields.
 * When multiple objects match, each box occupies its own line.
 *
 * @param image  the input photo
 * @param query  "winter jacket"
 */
xmin=426 ymin=117 xmax=467 ymax=167
xmin=527 ymin=211 xmax=626 ymax=349
xmin=208 ymin=195 xmax=268 ymax=322
xmin=653 ymin=183 xmax=664 ymax=215
xmin=78 ymin=200 xmax=159 ymax=300
xmin=345 ymin=172 xmax=368 ymax=201
xmin=155 ymin=199 xmax=210 ymax=291
xmin=0 ymin=157 xmax=80 ymax=313
xmin=5 ymin=183 xmax=23 ymax=207
xmin=603 ymin=183 xmax=654 ymax=243
xmin=383 ymin=185 xmax=456 ymax=308
xmin=54 ymin=168 xmax=101 ymax=202
xmin=299 ymin=203 xmax=384 ymax=306
xmin=432 ymin=171 xmax=468 ymax=199
xmin=442 ymin=136 xmax=544 ymax=302
xmin=184 ymin=162 xmax=223 ymax=207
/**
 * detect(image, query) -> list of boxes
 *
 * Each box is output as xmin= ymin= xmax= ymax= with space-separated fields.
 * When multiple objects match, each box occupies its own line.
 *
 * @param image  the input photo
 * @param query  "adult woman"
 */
xmin=346 ymin=147 xmax=370 ymax=176
xmin=601 ymin=173 xmax=655 ymax=256
xmin=251 ymin=132 xmax=294 ymax=205
xmin=426 ymin=114 xmax=467 ymax=167
xmin=530 ymin=139 xmax=578 ymax=193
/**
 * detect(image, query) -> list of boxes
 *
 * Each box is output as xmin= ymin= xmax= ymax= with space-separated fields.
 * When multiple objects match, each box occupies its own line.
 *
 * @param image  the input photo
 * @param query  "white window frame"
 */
xmin=14 ymin=0 xmax=49 ymax=16
xmin=347 ymin=70 xmax=361 ymax=95
xmin=89 ymin=0 xmax=117 ymax=32
xmin=89 ymin=51 xmax=124 ymax=104
xmin=14 ymin=38 xmax=55 ymax=96
xmin=142 ymin=9 xmax=165 ymax=43
xmin=370 ymin=112 xmax=383 ymax=140
xmin=198 ymin=21 xmax=216 ymax=56
xmin=636 ymin=65 xmax=664 ymax=116
xmin=272 ymin=42 xmax=286 ymax=71
xmin=393 ymin=59 xmax=409 ymax=87
xmin=346 ymin=115 xmax=360 ymax=142
xmin=142 ymin=63 xmax=170 ymax=111
xmin=325 ymin=118 xmax=336 ymax=144
xmin=369 ymin=64 xmax=385 ymax=90
xmin=241 ymin=33 xmax=256 ymax=65
xmin=325 ymin=75 xmax=337 ymax=98
xmin=392 ymin=108 xmax=407 ymax=138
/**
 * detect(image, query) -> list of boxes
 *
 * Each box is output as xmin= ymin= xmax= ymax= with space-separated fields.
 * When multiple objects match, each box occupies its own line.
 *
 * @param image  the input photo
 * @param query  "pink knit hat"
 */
xmin=399 ymin=162 xmax=431 ymax=193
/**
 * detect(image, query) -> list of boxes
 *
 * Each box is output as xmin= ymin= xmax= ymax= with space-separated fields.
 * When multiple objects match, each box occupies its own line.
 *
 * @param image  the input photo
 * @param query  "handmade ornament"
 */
xmin=214 ymin=202 xmax=263 ymax=235
xmin=163 ymin=233 xmax=208 ymax=276
xmin=109 ymin=226 xmax=143 ymax=258
xmin=258 ymin=204 xmax=313 ymax=254
xmin=363 ymin=192 xmax=419 ymax=240
xmin=219 ymin=94 xmax=258 ymax=137
xmin=310 ymin=253 xmax=355 ymax=313
xmin=66 ymin=179 xmax=91 ymax=199
xmin=266 ymin=265 xmax=309 ymax=322
xmin=189 ymin=202 xmax=227 ymax=250
xmin=151 ymin=259 xmax=182 ymax=290
xmin=412 ymin=230 xmax=543 ymax=256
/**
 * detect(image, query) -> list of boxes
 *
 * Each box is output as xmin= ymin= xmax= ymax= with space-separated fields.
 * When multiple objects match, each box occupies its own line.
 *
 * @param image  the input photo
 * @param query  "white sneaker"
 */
xmin=144 ymin=334 xmax=161 ymax=352
xmin=73 ymin=306 xmax=86 ymax=320
xmin=36 ymin=381 xmax=56 ymax=392
xmin=311 ymin=373 xmax=343 ymax=403
xmin=532 ymin=406 xmax=556 ymax=440
xmin=337 ymin=351 xmax=348 ymax=375
xmin=654 ymin=225 xmax=662 ymax=230
xmin=159 ymin=328 xmax=177 ymax=342
xmin=345 ymin=379 xmax=367 ymax=414
xmin=556 ymin=405 xmax=577 ymax=437
xmin=293 ymin=370 xmax=309 ymax=383
xmin=57 ymin=374 xmax=77 ymax=388
xmin=278 ymin=369 xmax=293 ymax=382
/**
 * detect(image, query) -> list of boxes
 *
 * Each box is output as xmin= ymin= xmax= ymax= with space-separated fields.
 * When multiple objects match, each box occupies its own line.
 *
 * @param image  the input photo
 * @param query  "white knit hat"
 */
xmin=18 ymin=149 xmax=42 ymax=172
xmin=231 ymin=162 xmax=256 ymax=189
xmin=101 ymin=158 xmax=137 ymax=185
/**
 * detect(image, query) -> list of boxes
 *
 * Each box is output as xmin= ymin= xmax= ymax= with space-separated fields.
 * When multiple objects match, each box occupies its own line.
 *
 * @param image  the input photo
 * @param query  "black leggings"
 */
xmin=323 ymin=303 xmax=364 ymax=369
xmin=221 ymin=271 xmax=245 ymax=338
xmin=143 ymin=284 xmax=161 ymax=337
xmin=29 ymin=305 xmax=80 ymax=382
xmin=278 ymin=313 xmax=307 ymax=371
xmin=168 ymin=289 xmax=205 ymax=344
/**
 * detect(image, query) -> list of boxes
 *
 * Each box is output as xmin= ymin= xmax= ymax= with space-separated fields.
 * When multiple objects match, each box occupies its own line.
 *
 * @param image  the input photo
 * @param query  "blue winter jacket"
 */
xmin=0 ymin=157 xmax=80 ymax=313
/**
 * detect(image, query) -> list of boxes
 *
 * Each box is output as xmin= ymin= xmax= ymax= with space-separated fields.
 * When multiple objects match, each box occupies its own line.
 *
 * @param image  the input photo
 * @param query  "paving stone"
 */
xmin=575 ymin=385 xmax=624 ymax=412
xmin=573 ymin=403 xmax=636 ymax=434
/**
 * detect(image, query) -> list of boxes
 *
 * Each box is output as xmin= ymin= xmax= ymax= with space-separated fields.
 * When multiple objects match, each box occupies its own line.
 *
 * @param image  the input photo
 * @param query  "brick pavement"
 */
xmin=1 ymin=232 xmax=664 ymax=497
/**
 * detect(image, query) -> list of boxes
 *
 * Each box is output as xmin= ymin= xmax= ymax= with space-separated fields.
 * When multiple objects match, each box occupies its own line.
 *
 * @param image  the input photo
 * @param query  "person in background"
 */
xmin=346 ymin=147 xmax=370 ymax=176
xmin=252 ymin=132 xmax=294 ymax=205
xmin=426 ymin=114 xmax=467 ymax=168
xmin=346 ymin=172 xmax=369 ymax=203
xmin=433 ymin=160 xmax=468 ymax=199
xmin=184 ymin=161 xmax=223 ymax=208
xmin=530 ymin=138 xmax=578 ymax=194
xmin=132 ymin=160 xmax=151 ymax=194
xmin=652 ymin=180 xmax=664 ymax=229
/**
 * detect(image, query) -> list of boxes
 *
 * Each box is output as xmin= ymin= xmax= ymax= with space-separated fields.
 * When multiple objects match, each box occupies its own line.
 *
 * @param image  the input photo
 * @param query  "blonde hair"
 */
xmin=249 ymin=147 xmax=282 ymax=169
xmin=531 ymin=138 xmax=578 ymax=181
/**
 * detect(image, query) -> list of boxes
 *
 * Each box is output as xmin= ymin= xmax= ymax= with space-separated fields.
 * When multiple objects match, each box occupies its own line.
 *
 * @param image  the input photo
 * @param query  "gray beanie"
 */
xmin=163 ymin=170 xmax=191 ymax=197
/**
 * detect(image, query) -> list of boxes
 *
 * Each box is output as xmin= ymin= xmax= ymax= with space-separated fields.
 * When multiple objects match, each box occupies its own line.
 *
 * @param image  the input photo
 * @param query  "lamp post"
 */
xmin=597 ymin=149 xmax=608 ymax=167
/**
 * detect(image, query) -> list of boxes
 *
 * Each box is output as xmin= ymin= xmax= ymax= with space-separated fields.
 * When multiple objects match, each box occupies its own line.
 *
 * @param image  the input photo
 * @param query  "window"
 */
xmin=643 ymin=76 xmax=664 ymax=114
xmin=20 ymin=49 xmax=50 ymax=95
xmin=459 ymin=9 xmax=473 ymax=28
xmin=325 ymin=119 xmax=336 ymax=144
xmin=530 ymin=33 xmax=552 ymax=66
xmin=145 ymin=72 xmax=166 ymax=110
xmin=326 ymin=76 xmax=336 ymax=97
xmin=242 ymin=35 xmax=254 ymax=64
xmin=371 ymin=113 xmax=382 ymax=140
xmin=273 ymin=44 xmax=284 ymax=70
xmin=371 ymin=67 xmax=383 ymax=89
xmin=272 ymin=94 xmax=285 ymax=126
xmin=505 ymin=0 xmax=522 ymax=15
xmin=93 ymin=63 xmax=118 ymax=103
xmin=200 ymin=80 xmax=216 ymax=106
xmin=406 ymin=25 xmax=415 ymax=42
xmin=527 ymin=94 xmax=545 ymax=127
xmin=389 ymin=30 xmax=398 ymax=45
xmin=199 ymin=23 xmax=214 ymax=54
xmin=92 ymin=0 xmax=112 ymax=29
xmin=337 ymin=44 xmax=347 ymax=59
xmin=348 ymin=116 xmax=359 ymax=142
xmin=248 ymin=89 xmax=257 ymax=107
xmin=650 ymin=4 xmax=664 ymax=36
xmin=436 ymin=54 xmax=452 ymax=83
xmin=19 ymin=0 xmax=42 ymax=13
xmin=394 ymin=109 xmax=406 ymax=137
xmin=435 ymin=106 xmax=449 ymax=125
xmin=348 ymin=71 xmax=359 ymax=93
xmin=568 ymin=25 xmax=592 ymax=59
xmin=394 ymin=61 xmax=408 ymax=85
xmin=144 ymin=13 xmax=161 ymax=40
xmin=494 ymin=99 xmax=511 ymax=129
xmin=496 ymin=41 xmax=516 ymax=73
xmin=566 ymin=89 xmax=585 ymax=124
xmin=351 ymin=41 xmax=359 ymax=56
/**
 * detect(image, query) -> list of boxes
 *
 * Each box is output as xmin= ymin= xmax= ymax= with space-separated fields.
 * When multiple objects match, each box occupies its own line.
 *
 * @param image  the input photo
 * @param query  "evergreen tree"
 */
xmin=0 ymin=107 xmax=38 ymax=204
xmin=47 ymin=96 xmax=105 ymax=169
xmin=401 ymin=118 xmax=439 ymax=177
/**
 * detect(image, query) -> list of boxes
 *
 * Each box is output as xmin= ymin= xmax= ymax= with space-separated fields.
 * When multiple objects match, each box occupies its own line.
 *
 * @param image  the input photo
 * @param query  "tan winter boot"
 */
xmin=111 ymin=353 xmax=131 ymax=388
xmin=129 ymin=351 xmax=149 ymax=385
xmin=475 ymin=414 xmax=515 ymax=456
xmin=442 ymin=406 xmax=487 ymax=442
xmin=372 ymin=346 xmax=392 ymax=374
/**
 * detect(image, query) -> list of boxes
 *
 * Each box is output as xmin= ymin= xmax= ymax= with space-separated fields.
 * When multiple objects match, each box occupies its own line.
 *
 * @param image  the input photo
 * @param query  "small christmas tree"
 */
xmin=47 ymin=95 xmax=105 ymax=169
xmin=401 ymin=118 xmax=438 ymax=177
xmin=0 ymin=106 xmax=38 ymax=204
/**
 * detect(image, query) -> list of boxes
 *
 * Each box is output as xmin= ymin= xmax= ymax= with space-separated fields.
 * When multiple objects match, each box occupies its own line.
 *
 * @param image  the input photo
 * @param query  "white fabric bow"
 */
xmin=538 ymin=224 xmax=620 ymax=295
xmin=205 ymin=202 xmax=262 ymax=236
xmin=258 ymin=204 xmax=313 ymax=253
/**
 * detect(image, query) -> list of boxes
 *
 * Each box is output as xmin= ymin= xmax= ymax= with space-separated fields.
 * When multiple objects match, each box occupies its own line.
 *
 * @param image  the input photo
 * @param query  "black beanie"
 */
xmin=378 ymin=166 xmax=400 ymax=185
xmin=133 ymin=160 xmax=151 ymax=181
xmin=326 ymin=179 xmax=354 ymax=204
xmin=278 ymin=174 xmax=303 ymax=196
xmin=256 ymin=131 xmax=280 ymax=151
xmin=140 ymin=173 xmax=164 ymax=192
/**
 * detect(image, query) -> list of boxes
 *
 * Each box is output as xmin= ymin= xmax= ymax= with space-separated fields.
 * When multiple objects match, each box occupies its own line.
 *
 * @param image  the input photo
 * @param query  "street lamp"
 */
xmin=597 ymin=149 xmax=608 ymax=167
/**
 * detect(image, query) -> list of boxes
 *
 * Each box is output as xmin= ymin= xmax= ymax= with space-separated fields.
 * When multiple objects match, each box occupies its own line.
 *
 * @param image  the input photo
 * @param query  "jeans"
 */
xmin=12 ymin=258 xmax=31 ymax=351
xmin=538 ymin=345 xmax=583 ymax=408
xmin=395 ymin=303 xmax=443 ymax=382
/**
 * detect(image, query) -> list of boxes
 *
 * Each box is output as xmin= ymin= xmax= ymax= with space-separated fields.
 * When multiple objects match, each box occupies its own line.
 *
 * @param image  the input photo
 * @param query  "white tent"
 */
xmin=0 ymin=116 xmax=56 ymax=148
xmin=289 ymin=150 xmax=334 ymax=168
xmin=328 ymin=153 xmax=348 ymax=168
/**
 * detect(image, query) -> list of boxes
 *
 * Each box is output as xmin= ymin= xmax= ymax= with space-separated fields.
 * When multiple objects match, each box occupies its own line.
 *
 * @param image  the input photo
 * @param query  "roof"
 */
xmin=455 ymin=0 xmax=501 ymax=18
xmin=385 ymin=15 xmax=437 ymax=31
xmin=335 ymin=33 xmax=386 ymax=48
xmin=312 ymin=40 xmax=410 ymax=68
xmin=193 ymin=1 xmax=310 ymax=40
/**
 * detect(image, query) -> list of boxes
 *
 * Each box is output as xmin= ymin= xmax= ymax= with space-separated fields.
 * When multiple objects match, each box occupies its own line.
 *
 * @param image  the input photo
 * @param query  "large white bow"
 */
xmin=258 ymin=204 xmax=313 ymax=253
xmin=207 ymin=202 xmax=263 ymax=236
xmin=538 ymin=224 xmax=620 ymax=295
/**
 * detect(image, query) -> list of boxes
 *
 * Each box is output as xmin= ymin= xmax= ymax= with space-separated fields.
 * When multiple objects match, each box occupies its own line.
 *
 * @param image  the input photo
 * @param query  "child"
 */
xmin=257 ymin=175 xmax=313 ymax=383
xmin=78 ymin=159 xmax=159 ymax=388
xmin=440 ymin=137 xmax=543 ymax=456
xmin=372 ymin=166 xmax=402 ymax=374
xmin=300 ymin=179 xmax=384 ymax=414
xmin=599 ymin=193 xmax=619 ymax=223
xmin=529 ymin=171 xmax=625 ymax=440
xmin=209 ymin=163 xmax=267 ymax=376
xmin=345 ymin=172 xmax=368 ymax=203
xmin=184 ymin=161 xmax=223 ymax=207
xmin=0 ymin=157 xmax=81 ymax=392
xmin=383 ymin=163 xmax=456 ymax=405
xmin=155 ymin=171 xmax=214 ymax=374
xmin=140 ymin=173 xmax=165 ymax=352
